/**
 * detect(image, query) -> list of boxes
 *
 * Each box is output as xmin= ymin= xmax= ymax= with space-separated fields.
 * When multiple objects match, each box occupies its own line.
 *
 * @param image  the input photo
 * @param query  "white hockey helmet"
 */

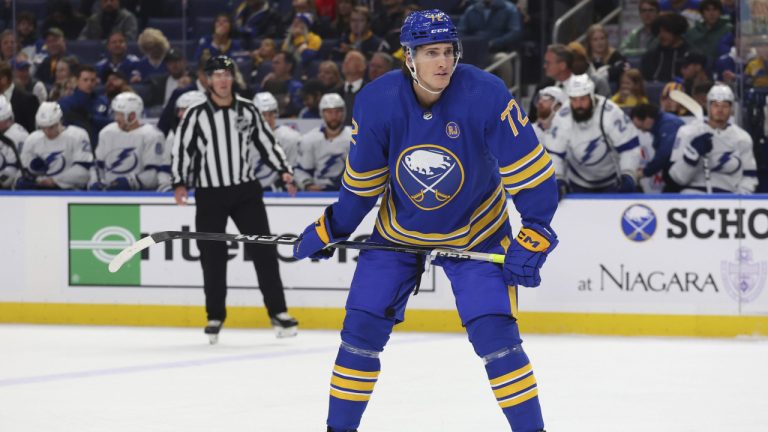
xmin=538 ymin=86 xmax=568 ymax=107
xmin=565 ymin=74 xmax=595 ymax=99
xmin=319 ymin=93 xmax=345 ymax=112
xmin=707 ymin=83 xmax=735 ymax=106
xmin=35 ymin=102 xmax=63 ymax=128
xmin=111 ymin=92 xmax=144 ymax=121
xmin=176 ymin=90 xmax=207 ymax=110
xmin=0 ymin=95 xmax=13 ymax=121
xmin=253 ymin=92 xmax=278 ymax=113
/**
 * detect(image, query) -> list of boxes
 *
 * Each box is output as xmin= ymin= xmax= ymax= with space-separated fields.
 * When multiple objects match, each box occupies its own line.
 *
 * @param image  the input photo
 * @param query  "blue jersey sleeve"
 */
xmin=485 ymin=82 xmax=558 ymax=227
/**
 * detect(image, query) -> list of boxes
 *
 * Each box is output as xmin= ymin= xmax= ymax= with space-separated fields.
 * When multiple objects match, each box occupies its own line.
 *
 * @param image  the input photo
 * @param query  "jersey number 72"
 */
xmin=500 ymin=99 xmax=529 ymax=137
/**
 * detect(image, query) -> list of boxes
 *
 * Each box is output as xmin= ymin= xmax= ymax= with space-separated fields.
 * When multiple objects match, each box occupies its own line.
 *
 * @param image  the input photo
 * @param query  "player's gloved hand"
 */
xmin=108 ymin=177 xmax=132 ymax=190
xmin=690 ymin=132 xmax=713 ymax=157
xmin=28 ymin=157 xmax=49 ymax=174
xmin=293 ymin=207 xmax=348 ymax=260
xmin=14 ymin=176 xmax=38 ymax=190
xmin=503 ymin=223 xmax=558 ymax=288
xmin=556 ymin=179 xmax=569 ymax=202
xmin=89 ymin=181 xmax=107 ymax=191
xmin=617 ymin=174 xmax=636 ymax=193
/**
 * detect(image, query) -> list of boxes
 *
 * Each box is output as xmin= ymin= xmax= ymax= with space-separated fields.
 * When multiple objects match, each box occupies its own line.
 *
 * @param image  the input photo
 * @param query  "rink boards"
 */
xmin=1 ymin=191 xmax=767 ymax=337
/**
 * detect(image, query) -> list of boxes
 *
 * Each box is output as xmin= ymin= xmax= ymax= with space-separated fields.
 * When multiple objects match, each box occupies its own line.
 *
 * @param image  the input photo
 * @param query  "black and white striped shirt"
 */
xmin=171 ymin=95 xmax=292 ymax=188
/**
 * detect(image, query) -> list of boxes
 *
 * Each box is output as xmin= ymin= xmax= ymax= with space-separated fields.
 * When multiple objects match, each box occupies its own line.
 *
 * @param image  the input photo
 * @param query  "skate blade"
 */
xmin=274 ymin=325 xmax=298 ymax=338
xmin=208 ymin=334 xmax=219 ymax=345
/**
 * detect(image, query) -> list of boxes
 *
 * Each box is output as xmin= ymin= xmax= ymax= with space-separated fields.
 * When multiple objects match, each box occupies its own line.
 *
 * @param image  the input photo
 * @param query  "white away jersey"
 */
xmin=253 ymin=125 xmax=302 ymax=190
xmin=294 ymin=126 xmax=352 ymax=191
xmin=21 ymin=126 xmax=92 ymax=190
xmin=92 ymin=123 xmax=170 ymax=191
xmin=545 ymin=96 xmax=641 ymax=189
xmin=669 ymin=121 xmax=757 ymax=194
xmin=0 ymin=123 xmax=30 ymax=188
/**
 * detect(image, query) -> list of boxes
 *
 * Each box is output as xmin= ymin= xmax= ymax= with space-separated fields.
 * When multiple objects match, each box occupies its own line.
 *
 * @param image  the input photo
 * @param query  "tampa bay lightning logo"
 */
xmin=106 ymin=148 xmax=139 ymax=174
xmin=44 ymin=151 xmax=66 ymax=176
xmin=579 ymin=137 xmax=610 ymax=166
xmin=621 ymin=204 xmax=656 ymax=242
xmin=721 ymin=247 xmax=766 ymax=303
xmin=396 ymin=144 xmax=464 ymax=211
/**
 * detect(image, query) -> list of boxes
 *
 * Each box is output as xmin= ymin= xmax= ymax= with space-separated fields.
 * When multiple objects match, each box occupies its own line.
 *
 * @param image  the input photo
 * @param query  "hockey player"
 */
xmin=91 ymin=92 xmax=170 ymax=191
xmin=630 ymin=103 xmax=686 ymax=192
xmin=545 ymin=74 xmax=641 ymax=199
xmin=0 ymin=95 xmax=30 ymax=188
xmin=165 ymin=91 xmax=207 ymax=157
xmin=293 ymin=10 xmax=558 ymax=432
xmin=532 ymin=86 xmax=567 ymax=141
xmin=252 ymin=91 xmax=302 ymax=192
xmin=668 ymin=84 xmax=757 ymax=194
xmin=293 ymin=93 xmax=352 ymax=191
xmin=18 ymin=102 xmax=92 ymax=190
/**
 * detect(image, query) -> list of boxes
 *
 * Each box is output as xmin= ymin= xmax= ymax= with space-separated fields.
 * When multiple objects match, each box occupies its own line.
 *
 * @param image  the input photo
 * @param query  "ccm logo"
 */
xmin=431 ymin=28 xmax=449 ymax=33
xmin=517 ymin=232 xmax=542 ymax=249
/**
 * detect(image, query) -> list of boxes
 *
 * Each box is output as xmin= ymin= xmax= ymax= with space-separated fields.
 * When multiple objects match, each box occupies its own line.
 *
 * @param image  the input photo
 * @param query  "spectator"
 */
xmin=691 ymin=80 xmax=714 ymax=107
xmin=367 ymin=52 xmax=394 ymax=81
xmin=315 ymin=0 xmax=336 ymax=21
xmin=34 ymin=28 xmax=72 ymax=86
xmin=332 ymin=0 xmax=354 ymax=38
xmin=611 ymin=68 xmax=649 ymax=108
xmin=685 ymin=0 xmax=733 ymax=64
xmin=146 ymin=49 xmax=189 ymax=109
xmin=678 ymin=51 xmax=711 ymax=94
xmin=630 ymin=103 xmax=685 ymax=191
xmin=156 ymin=60 xmax=209 ymax=135
xmin=660 ymin=0 xmax=702 ymax=24
xmin=48 ymin=56 xmax=80 ymax=102
xmin=294 ymin=93 xmax=351 ymax=191
xmin=340 ymin=50 xmax=366 ymax=125
xmin=194 ymin=14 xmax=244 ymax=64
xmin=620 ymin=0 xmax=660 ymax=58
xmin=317 ymin=60 xmax=343 ymax=93
xmin=261 ymin=51 xmax=304 ymax=117
xmin=529 ymin=44 xmax=574 ymax=121
xmin=641 ymin=12 xmax=690 ymax=82
xmin=249 ymin=38 xmax=277 ymax=91
xmin=134 ymin=28 xmax=170 ymax=83
xmin=95 ymin=31 xmax=140 ymax=83
xmin=0 ymin=95 xmax=29 ymax=188
xmin=532 ymin=86 xmax=567 ymax=141
xmin=58 ymin=65 xmax=111 ymax=144
xmin=568 ymin=42 xmax=612 ymax=97
xmin=18 ymin=102 xmax=92 ymax=190
xmin=585 ymin=24 xmax=627 ymax=85
xmin=0 ymin=61 xmax=39 ymax=132
xmin=282 ymin=12 xmax=323 ymax=67
xmin=659 ymin=81 xmax=690 ymax=116
xmin=251 ymin=91 xmax=302 ymax=191
xmin=298 ymin=79 xmax=325 ymax=119
xmin=103 ymin=70 xmax=134 ymax=102
xmin=745 ymin=35 xmax=768 ymax=88
xmin=90 ymin=92 xmax=169 ymax=191
xmin=372 ymin=0 xmax=406 ymax=51
xmin=234 ymin=0 xmax=284 ymax=44
xmin=43 ymin=1 xmax=87 ymax=40
xmin=12 ymin=56 xmax=48 ymax=104
xmin=458 ymin=0 xmax=523 ymax=86
xmin=333 ymin=6 xmax=387 ymax=61
xmin=0 ymin=30 xmax=17 ymax=63
xmin=80 ymin=0 xmax=139 ymax=41
xmin=721 ymin=0 xmax=737 ymax=24
xmin=16 ymin=11 xmax=39 ymax=51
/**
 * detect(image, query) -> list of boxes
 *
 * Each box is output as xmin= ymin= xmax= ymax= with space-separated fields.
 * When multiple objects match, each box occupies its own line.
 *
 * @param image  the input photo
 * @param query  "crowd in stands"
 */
xmin=0 ymin=0 xmax=764 ymax=194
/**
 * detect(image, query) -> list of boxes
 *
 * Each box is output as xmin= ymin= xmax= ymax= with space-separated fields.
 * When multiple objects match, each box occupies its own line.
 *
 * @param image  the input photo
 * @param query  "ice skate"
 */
xmin=204 ymin=320 xmax=223 ymax=344
xmin=270 ymin=312 xmax=298 ymax=338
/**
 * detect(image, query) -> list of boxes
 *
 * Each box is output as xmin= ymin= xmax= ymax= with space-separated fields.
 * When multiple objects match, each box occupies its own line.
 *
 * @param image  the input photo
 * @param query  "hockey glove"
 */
xmin=28 ymin=157 xmax=49 ymax=175
xmin=503 ymin=223 xmax=558 ymax=288
xmin=617 ymin=174 xmax=636 ymax=193
xmin=690 ymin=133 xmax=713 ymax=157
xmin=108 ymin=177 xmax=133 ymax=190
xmin=89 ymin=181 xmax=107 ymax=191
xmin=293 ymin=207 xmax=348 ymax=260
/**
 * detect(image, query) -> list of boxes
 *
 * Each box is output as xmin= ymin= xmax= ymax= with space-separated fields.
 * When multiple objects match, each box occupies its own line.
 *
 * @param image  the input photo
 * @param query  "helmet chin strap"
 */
xmin=406 ymin=48 xmax=456 ymax=96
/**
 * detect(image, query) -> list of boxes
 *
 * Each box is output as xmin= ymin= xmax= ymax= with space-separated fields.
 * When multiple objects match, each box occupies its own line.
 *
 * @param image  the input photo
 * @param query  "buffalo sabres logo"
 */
xmin=721 ymin=247 xmax=767 ymax=303
xmin=621 ymin=204 xmax=656 ymax=242
xmin=445 ymin=122 xmax=460 ymax=139
xmin=106 ymin=148 xmax=139 ymax=174
xmin=396 ymin=144 xmax=464 ymax=210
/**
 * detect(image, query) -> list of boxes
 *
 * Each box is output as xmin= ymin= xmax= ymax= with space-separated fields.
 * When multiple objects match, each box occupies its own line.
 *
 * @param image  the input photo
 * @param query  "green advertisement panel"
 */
xmin=69 ymin=204 xmax=140 ymax=286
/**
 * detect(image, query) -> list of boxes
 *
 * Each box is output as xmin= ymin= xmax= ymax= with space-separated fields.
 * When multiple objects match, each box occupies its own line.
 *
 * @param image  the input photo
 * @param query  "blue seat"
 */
xmin=68 ymin=40 xmax=105 ymax=64
xmin=645 ymin=81 xmax=666 ymax=106
xmin=189 ymin=0 xmax=229 ymax=18
xmin=17 ymin=0 xmax=47 ymax=18
xmin=195 ymin=17 xmax=215 ymax=39
xmin=146 ymin=18 xmax=185 ymax=41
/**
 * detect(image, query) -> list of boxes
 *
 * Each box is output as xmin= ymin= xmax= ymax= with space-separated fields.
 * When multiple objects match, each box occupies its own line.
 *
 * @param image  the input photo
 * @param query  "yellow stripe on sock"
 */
xmin=509 ymin=285 xmax=519 ymax=318
xmin=331 ymin=375 xmax=377 ymax=392
xmin=498 ymin=387 xmax=539 ymax=409
xmin=489 ymin=363 xmax=532 ymax=387
xmin=493 ymin=374 xmax=537 ymax=399
xmin=333 ymin=365 xmax=380 ymax=379
xmin=330 ymin=388 xmax=371 ymax=402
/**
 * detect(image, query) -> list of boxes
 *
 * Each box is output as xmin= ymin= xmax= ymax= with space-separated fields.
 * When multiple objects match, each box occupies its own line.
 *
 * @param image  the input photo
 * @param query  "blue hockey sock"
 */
xmin=466 ymin=314 xmax=544 ymax=432
xmin=327 ymin=310 xmax=394 ymax=431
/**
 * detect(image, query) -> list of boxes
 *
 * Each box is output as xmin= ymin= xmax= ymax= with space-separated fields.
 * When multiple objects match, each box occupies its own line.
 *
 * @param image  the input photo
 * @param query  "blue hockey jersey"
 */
xmin=327 ymin=64 xmax=558 ymax=250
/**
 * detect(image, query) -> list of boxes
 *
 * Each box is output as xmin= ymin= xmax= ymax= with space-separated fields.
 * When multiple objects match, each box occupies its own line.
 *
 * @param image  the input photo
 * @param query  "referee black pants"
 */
xmin=195 ymin=181 xmax=287 ymax=321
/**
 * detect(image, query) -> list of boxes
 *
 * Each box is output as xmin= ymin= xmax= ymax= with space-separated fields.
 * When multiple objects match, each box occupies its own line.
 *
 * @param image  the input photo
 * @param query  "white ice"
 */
xmin=1 ymin=325 xmax=767 ymax=431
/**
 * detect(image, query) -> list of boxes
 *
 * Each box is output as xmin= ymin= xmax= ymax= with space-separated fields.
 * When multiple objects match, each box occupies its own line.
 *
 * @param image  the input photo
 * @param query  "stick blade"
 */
xmin=108 ymin=235 xmax=157 ymax=273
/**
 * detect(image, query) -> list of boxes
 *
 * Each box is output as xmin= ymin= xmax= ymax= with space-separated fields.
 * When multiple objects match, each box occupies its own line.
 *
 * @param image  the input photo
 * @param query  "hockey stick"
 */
xmin=668 ymin=89 xmax=712 ymax=194
xmin=108 ymin=231 xmax=505 ymax=273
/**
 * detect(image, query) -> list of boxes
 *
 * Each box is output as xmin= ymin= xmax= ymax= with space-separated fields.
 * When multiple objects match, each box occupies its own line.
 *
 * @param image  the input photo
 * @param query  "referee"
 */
xmin=171 ymin=55 xmax=298 ymax=343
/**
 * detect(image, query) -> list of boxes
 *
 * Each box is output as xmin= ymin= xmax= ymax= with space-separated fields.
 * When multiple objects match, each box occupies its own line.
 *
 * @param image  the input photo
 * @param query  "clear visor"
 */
xmin=409 ymin=41 xmax=462 ymax=68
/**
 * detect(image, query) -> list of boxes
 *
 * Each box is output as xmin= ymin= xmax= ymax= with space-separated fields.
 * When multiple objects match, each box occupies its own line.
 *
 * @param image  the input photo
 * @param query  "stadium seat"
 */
xmin=645 ymin=81 xmax=666 ymax=106
xmin=146 ymin=18 xmax=185 ymax=41
xmin=195 ymin=17 xmax=215 ymax=39
xmin=16 ymin=0 xmax=47 ymax=18
xmin=189 ymin=0 xmax=230 ymax=18
xmin=68 ymin=40 xmax=105 ymax=64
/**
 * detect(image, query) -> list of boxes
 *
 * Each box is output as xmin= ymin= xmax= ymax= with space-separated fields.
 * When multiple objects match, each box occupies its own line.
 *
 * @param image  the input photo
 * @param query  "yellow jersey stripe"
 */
xmin=499 ymin=144 xmax=543 ymax=174
xmin=343 ymin=183 xmax=387 ymax=197
xmin=464 ymin=201 xmax=509 ymax=250
xmin=343 ymin=170 xmax=389 ymax=188
xmin=345 ymin=159 xmax=389 ymax=179
xmin=331 ymin=376 xmax=377 ymax=392
xmin=333 ymin=365 xmax=380 ymax=379
xmin=501 ymin=152 xmax=552 ymax=185
xmin=490 ymin=363 xmax=533 ymax=387
xmin=498 ymin=387 xmax=539 ymax=409
xmin=506 ymin=164 xmax=555 ymax=195
xmin=493 ymin=374 xmax=537 ymax=399
xmin=330 ymin=388 xmax=371 ymax=402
